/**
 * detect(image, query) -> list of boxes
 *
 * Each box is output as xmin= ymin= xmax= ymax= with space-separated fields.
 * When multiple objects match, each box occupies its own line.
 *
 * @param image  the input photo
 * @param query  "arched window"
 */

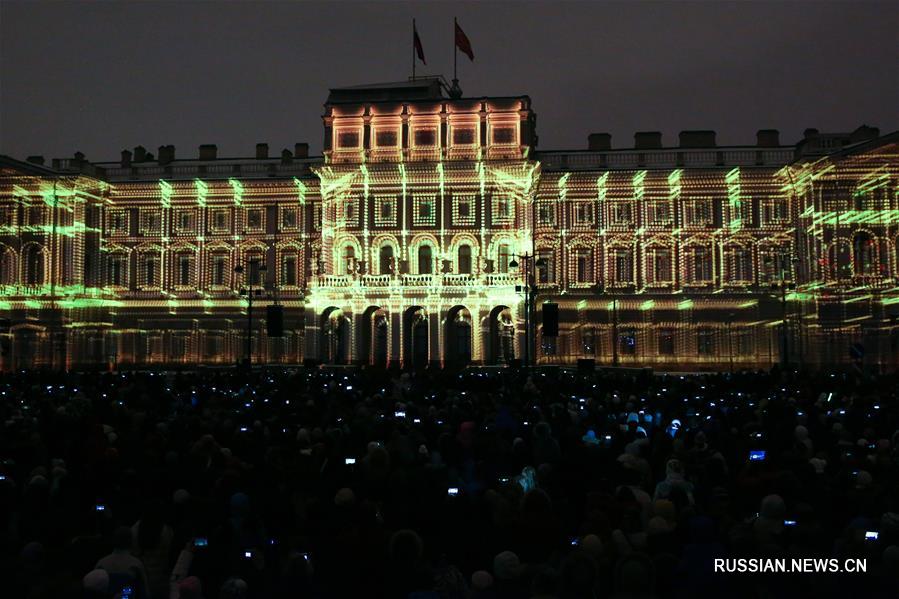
xmin=458 ymin=244 xmax=472 ymax=274
xmin=418 ymin=245 xmax=433 ymax=274
xmin=497 ymin=244 xmax=510 ymax=273
xmin=24 ymin=245 xmax=45 ymax=286
xmin=343 ymin=245 xmax=356 ymax=274
xmin=0 ymin=248 xmax=15 ymax=285
xmin=853 ymin=233 xmax=876 ymax=276
xmin=379 ymin=245 xmax=394 ymax=275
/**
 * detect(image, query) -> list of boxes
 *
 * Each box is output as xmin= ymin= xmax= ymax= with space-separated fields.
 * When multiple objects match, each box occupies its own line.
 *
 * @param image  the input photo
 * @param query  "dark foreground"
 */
xmin=1 ymin=366 xmax=898 ymax=598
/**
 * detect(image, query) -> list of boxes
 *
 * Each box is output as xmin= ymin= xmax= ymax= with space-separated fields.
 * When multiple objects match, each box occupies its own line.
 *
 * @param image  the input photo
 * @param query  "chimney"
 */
xmin=587 ymin=133 xmax=611 ymax=151
xmin=26 ymin=156 xmax=45 ymax=165
xmin=256 ymin=143 xmax=269 ymax=159
xmin=158 ymin=145 xmax=175 ymax=165
xmin=634 ymin=131 xmax=663 ymax=149
xmin=281 ymin=149 xmax=293 ymax=164
xmin=121 ymin=150 xmax=132 ymax=167
xmin=133 ymin=146 xmax=147 ymax=162
xmin=679 ymin=130 xmax=716 ymax=148
xmin=756 ymin=129 xmax=780 ymax=147
xmin=198 ymin=144 xmax=217 ymax=160
xmin=73 ymin=151 xmax=86 ymax=164
xmin=850 ymin=125 xmax=879 ymax=143
xmin=294 ymin=143 xmax=309 ymax=158
xmin=803 ymin=128 xmax=819 ymax=139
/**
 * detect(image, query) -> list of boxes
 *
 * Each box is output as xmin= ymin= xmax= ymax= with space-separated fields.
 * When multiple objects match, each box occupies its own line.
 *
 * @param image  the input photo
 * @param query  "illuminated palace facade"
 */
xmin=1 ymin=79 xmax=898 ymax=371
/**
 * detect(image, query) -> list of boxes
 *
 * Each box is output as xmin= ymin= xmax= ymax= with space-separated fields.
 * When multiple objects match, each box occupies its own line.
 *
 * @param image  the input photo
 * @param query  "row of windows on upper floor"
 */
xmin=3 ymin=230 xmax=891 ymax=290
xmin=103 ymin=205 xmax=314 ymax=236
xmin=535 ymin=197 xmax=792 ymax=228
xmin=336 ymin=242 xmax=805 ymax=286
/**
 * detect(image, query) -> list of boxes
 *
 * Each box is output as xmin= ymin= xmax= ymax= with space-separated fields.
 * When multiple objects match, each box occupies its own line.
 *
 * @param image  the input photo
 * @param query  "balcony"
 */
xmin=402 ymin=274 xmax=434 ymax=287
xmin=443 ymin=274 xmax=474 ymax=287
xmin=361 ymin=274 xmax=392 ymax=287
xmin=485 ymin=273 xmax=517 ymax=286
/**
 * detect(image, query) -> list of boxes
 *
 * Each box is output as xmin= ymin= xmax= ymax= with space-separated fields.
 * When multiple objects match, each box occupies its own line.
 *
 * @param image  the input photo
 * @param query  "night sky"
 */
xmin=1 ymin=1 xmax=896 ymax=162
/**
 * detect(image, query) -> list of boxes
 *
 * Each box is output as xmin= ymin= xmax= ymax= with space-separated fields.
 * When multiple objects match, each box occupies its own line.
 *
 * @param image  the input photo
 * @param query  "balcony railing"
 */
xmin=402 ymin=274 xmax=433 ymax=287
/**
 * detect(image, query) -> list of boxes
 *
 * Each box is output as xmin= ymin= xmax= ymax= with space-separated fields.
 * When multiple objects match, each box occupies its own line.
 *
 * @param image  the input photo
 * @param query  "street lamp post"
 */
xmin=510 ymin=253 xmax=546 ymax=367
xmin=765 ymin=252 xmax=800 ymax=369
xmin=235 ymin=259 xmax=266 ymax=368
xmin=594 ymin=284 xmax=619 ymax=367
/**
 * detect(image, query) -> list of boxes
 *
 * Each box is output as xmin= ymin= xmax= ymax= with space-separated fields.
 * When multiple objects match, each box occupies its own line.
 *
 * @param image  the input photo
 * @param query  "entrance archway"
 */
xmin=445 ymin=305 xmax=472 ymax=368
xmin=403 ymin=306 xmax=428 ymax=369
xmin=321 ymin=307 xmax=350 ymax=364
xmin=360 ymin=306 xmax=389 ymax=367
xmin=486 ymin=305 xmax=515 ymax=364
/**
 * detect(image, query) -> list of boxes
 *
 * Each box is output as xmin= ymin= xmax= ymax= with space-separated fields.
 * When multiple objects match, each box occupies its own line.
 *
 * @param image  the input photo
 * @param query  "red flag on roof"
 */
xmin=455 ymin=20 xmax=474 ymax=61
xmin=414 ymin=20 xmax=426 ymax=65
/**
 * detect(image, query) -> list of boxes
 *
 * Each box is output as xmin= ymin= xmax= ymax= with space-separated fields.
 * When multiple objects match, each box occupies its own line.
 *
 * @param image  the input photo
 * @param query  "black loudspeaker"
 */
xmin=542 ymin=302 xmax=559 ymax=337
xmin=266 ymin=305 xmax=284 ymax=337
xmin=578 ymin=358 xmax=595 ymax=372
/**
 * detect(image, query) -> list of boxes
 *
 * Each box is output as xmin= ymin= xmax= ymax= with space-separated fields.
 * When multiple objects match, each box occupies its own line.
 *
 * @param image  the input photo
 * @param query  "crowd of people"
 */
xmin=1 ymin=364 xmax=898 ymax=598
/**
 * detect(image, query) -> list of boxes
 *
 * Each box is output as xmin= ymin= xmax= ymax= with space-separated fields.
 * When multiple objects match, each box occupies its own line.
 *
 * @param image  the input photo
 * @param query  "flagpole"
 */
xmin=412 ymin=18 xmax=416 ymax=80
xmin=453 ymin=17 xmax=458 ymax=82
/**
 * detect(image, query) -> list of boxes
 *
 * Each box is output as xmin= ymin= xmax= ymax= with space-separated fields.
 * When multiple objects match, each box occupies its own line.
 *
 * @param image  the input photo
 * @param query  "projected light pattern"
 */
xmin=0 ymin=90 xmax=897 ymax=370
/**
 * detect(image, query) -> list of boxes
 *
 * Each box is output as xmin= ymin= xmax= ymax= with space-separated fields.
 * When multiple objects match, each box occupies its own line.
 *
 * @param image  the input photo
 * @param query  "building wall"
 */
xmin=1 ymin=108 xmax=896 ymax=371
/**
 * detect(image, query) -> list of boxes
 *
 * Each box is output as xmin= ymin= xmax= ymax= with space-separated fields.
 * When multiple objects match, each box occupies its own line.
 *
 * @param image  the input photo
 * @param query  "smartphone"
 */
xmin=239 ymin=426 xmax=248 ymax=432
xmin=95 ymin=504 xmax=106 ymax=512
xmin=498 ymin=477 xmax=510 ymax=484
xmin=244 ymin=550 xmax=253 ymax=559
xmin=783 ymin=520 xmax=797 ymax=527
xmin=0 ymin=475 xmax=6 ymax=481
xmin=395 ymin=410 xmax=405 ymax=418
xmin=300 ymin=552 xmax=310 ymax=561
xmin=748 ymin=450 xmax=766 ymax=462
xmin=194 ymin=538 xmax=208 ymax=547
xmin=447 ymin=487 xmax=460 ymax=497
xmin=121 ymin=586 xmax=133 ymax=599
xmin=345 ymin=457 xmax=356 ymax=465
xmin=865 ymin=531 xmax=879 ymax=541
xmin=413 ymin=418 xmax=421 ymax=424
xmin=570 ymin=536 xmax=580 ymax=547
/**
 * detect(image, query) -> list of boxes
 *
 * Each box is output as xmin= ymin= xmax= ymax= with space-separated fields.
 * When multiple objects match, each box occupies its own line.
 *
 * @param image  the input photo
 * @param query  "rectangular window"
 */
xmin=246 ymin=208 xmax=264 ymax=232
xmin=211 ymin=209 xmax=229 ymax=232
xmin=734 ymin=329 xmax=754 ymax=356
xmin=337 ymin=130 xmax=360 ymax=148
xmin=281 ymin=255 xmax=297 ymax=286
xmin=141 ymin=210 xmax=162 ymax=235
xmin=343 ymin=200 xmax=357 ymax=223
xmin=281 ymin=207 xmax=298 ymax=230
xmin=28 ymin=206 xmax=44 ymax=226
xmin=109 ymin=256 xmax=126 ymax=286
xmin=658 ymin=329 xmax=676 ymax=355
xmin=413 ymin=195 xmax=436 ymax=226
xmin=610 ymin=203 xmax=632 ymax=226
xmin=452 ymin=127 xmax=476 ymax=145
xmin=493 ymin=197 xmax=514 ymax=224
xmin=178 ymin=256 xmax=192 ymax=286
xmin=619 ymin=331 xmax=637 ymax=356
xmin=574 ymin=249 xmax=592 ymax=283
xmin=537 ymin=204 xmax=554 ymax=225
xmin=176 ymin=210 xmax=194 ymax=233
xmin=697 ymin=329 xmax=715 ymax=355
xmin=375 ymin=130 xmax=397 ymax=147
xmin=492 ymin=126 xmax=516 ymax=144
xmin=686 ymin=199 xmax=713 ymax=226
xmin=108 ymin=211 xmax=128 ymax=235
xmin=453 ymin=195 xmax=475 ymax=226
xmin=375 ymin=197 xmax=396 ymax=226
xmin=144 ymin=257 xmax=158 ymax=287
xmin=537 ymin=250 xmax=554 ymax=283
xmin=413 ymin=128 xmax=437 ymax=146
xmin=646 ymin=202 xmax=672 ymax=225
xmin=575 ymin=203 xmax=592 ymax=224
xmin=212 ymin=255 xmax=227 ymax=286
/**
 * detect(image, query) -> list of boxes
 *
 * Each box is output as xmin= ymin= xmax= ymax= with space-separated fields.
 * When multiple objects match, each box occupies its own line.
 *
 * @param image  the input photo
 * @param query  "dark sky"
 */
xmin=1 ymin=0 xmax=897 ymax=162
